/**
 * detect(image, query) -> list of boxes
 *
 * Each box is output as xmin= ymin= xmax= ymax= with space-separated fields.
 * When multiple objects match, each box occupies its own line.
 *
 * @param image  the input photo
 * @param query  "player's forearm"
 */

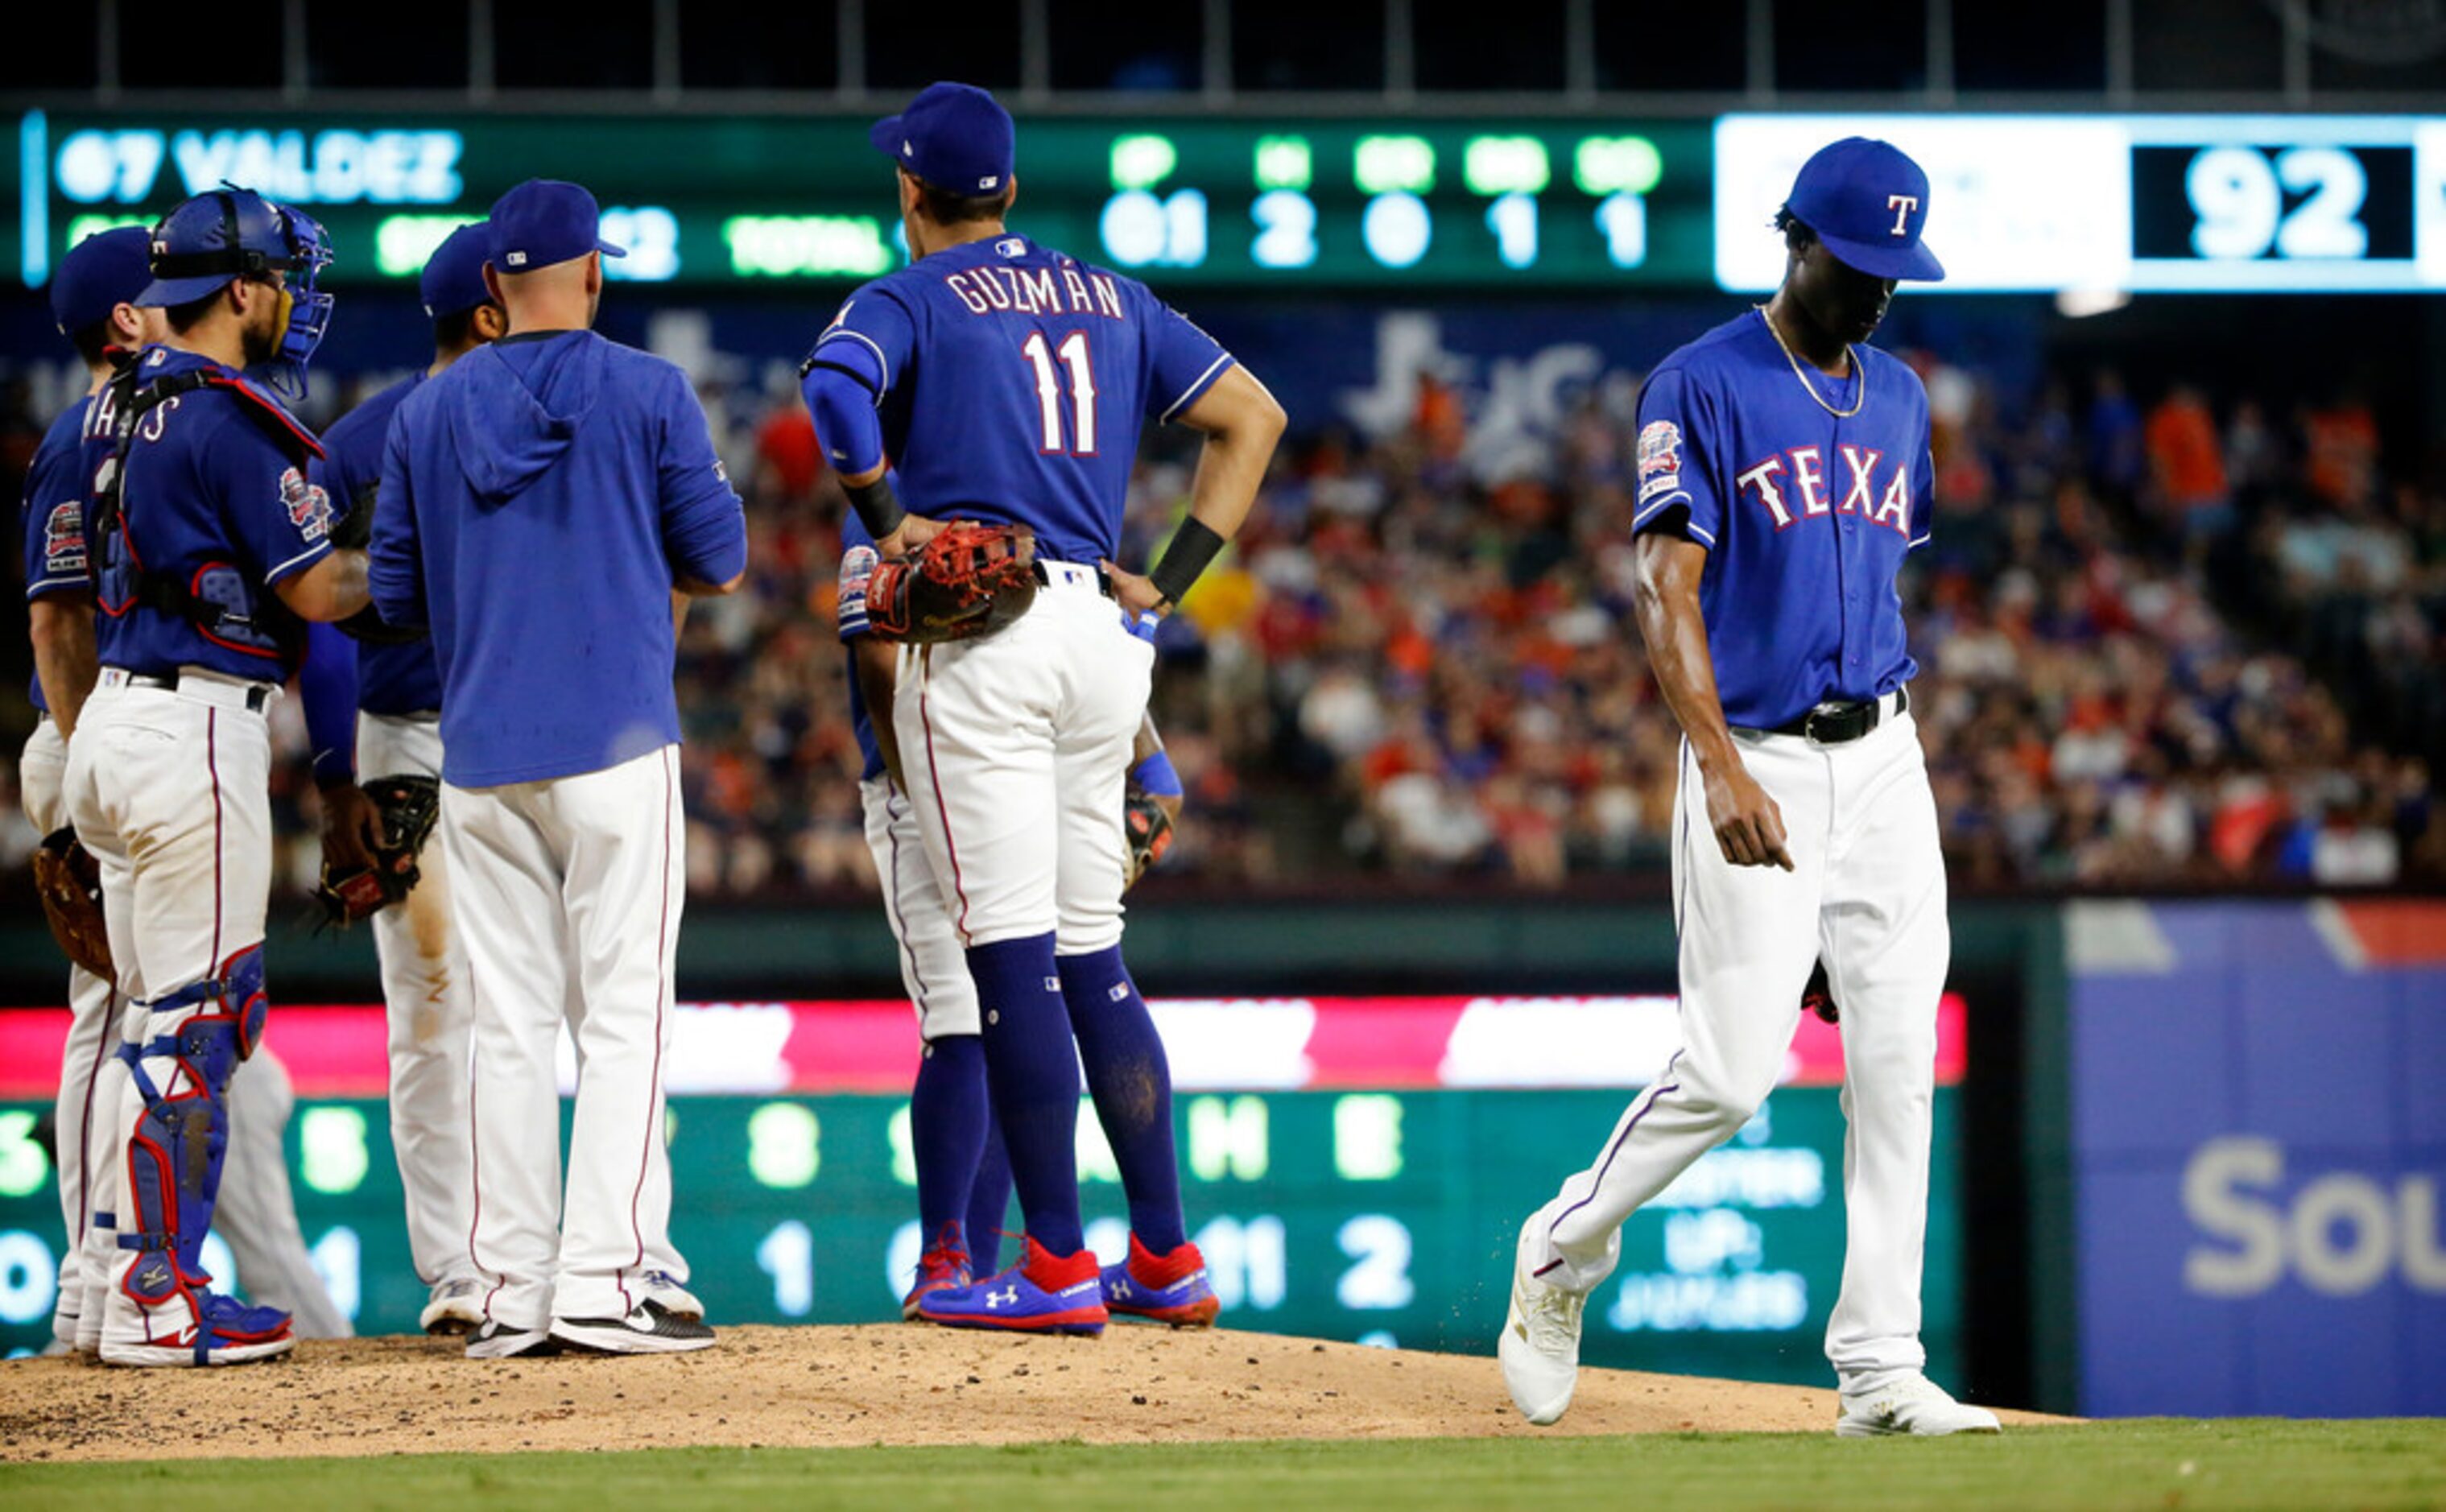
xmin=30 ymin=597 xmax=100 ymax=738
xmin=279 ymin=547 xmax=374 ymax=623
xmin=1177 ymin=367 xmax=1287 ymax=546
xmin=1631 ymin=534 xmax=1742 ymax=774
xmin=854 ymin=637 xmax=908 ymax=791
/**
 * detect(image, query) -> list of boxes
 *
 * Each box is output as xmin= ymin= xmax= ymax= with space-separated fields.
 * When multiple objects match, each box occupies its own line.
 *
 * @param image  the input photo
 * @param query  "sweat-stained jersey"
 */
xmin=90 ymin=345 xmax=333 ymax=683
xmin=19 ymin=386 xmax=119 ymax=710
xmin=804 ymin=233 xmax=1234 ymax=566
xmin=1630 ymin=309 xmax=1932 ymax=731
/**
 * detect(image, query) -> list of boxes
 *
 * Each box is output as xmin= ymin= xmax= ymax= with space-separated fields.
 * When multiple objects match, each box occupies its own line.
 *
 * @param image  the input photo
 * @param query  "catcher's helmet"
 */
xmin=138 ymin=185 xmax=336 ymax=396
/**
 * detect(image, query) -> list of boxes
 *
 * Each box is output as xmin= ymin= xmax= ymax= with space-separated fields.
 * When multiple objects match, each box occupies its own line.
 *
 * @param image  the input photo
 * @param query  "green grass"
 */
xmin=3 ymin=1420 xmax=2441 ymax=1511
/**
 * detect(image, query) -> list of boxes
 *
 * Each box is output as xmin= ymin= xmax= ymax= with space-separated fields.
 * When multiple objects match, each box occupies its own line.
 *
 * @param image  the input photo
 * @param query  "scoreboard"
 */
xmin=0 ymin=994 xmax=1968 ymax=1382
xmin=18 ymin=107 xmax=2440 ymax=296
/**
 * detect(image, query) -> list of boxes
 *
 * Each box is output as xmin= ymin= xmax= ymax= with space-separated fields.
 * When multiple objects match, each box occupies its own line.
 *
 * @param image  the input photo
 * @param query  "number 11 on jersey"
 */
xmin=1022 ymin=330 xmax=1099 ymax=456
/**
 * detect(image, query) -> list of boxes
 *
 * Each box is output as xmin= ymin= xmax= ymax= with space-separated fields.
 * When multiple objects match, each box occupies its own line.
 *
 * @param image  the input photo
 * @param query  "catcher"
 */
xmin=833 ymin=514 xmax=1187 ymax=1319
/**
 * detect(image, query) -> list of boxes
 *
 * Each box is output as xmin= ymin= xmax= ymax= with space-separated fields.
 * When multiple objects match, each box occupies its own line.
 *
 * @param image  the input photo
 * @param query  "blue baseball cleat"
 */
xmin=918 ymin=1236 xmax=1108 ymax=1335
xmin=1101 ymin=1233 xmax=1221 ymax=1328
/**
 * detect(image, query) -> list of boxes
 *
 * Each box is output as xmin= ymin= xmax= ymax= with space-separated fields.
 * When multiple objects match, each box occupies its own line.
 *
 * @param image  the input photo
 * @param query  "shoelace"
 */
xmin=1519 ymin=1279 xmax=1585 ymax=1353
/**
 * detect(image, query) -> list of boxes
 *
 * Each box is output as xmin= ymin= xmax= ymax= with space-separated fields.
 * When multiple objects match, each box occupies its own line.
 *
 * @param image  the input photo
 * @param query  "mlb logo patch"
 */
xmin=1637 ymin=419 xmax=1683 ymax=504
xmin=996 ymin=238 xmax=1025 ymax=258
xmin=279 ymin=466 xmax=333 ymax=542
xmin=505 ymin=250 xmax=528 ymax=267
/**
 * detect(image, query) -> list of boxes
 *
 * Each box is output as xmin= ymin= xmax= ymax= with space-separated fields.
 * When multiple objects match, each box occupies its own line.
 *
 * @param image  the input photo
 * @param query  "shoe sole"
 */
xmin=547 ymin=1320 xmax=717 ymax=1355
xmin=1108 ymin=1295 xmax=1221 ymax=1328
xmin=101 ymin=1334 xmax=295 ymax=1368
xmin=1835 ymin=1415 xmax=2002 ymax=1438
xmin=918 ymin=1305 xmax=1108 ymax=1336
xmin=422 ymin=1308 xmax=484 ymax=1337
xmin=465 ymin=1331 xmax=559 ymax=1360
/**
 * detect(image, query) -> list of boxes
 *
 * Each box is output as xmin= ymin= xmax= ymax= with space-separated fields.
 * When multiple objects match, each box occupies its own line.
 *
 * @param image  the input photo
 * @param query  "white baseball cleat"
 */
xmin=420 ymin=1279 xmax=486 ymax=1336
xmin=1835 ymin=1373 xmax=2002 ymax=1437
xmin=638 ymin=1270 xmax=704 ymax=1322
xmin=1498 ymin=1217 xmax=1586 ymax=1426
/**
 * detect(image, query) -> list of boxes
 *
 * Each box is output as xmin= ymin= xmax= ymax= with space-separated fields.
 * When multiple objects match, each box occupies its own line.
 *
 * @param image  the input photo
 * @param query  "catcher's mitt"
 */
xmin=1124 ymin=783 xmax=1176 ymax=890
xmin=33 ymin=828 xmax=112 ymax=978
xmin=314 ymin=775 xmax=440 ymax=927
xmin=866 ymin=522 xmax=1038 ymax=643
xmin=1802 ymin=959 xmax=1839 ymax=1025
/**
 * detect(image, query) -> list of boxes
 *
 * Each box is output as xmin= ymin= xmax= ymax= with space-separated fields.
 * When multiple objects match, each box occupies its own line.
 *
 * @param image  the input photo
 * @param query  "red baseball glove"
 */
xmin=866 ymin=523 xmax=1039 ymax=643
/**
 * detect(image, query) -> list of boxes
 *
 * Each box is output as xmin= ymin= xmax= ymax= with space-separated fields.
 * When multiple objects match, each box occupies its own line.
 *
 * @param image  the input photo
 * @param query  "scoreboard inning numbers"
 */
xmin=0 ymin=996 xmax=1969 ymax=1383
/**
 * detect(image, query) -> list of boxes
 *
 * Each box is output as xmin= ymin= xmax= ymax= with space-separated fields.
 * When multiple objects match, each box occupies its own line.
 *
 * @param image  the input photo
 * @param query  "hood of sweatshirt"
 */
xmin=444 ymin=330 xmax=605 ymax=506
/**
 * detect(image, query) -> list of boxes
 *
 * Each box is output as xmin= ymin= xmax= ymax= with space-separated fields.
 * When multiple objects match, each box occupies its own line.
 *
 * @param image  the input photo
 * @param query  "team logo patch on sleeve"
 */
xmin=280 ymin=466 xmax=333 ymax=542
xmin=43 ymin=500 xmax=87 ymax=576
xmin=1637 ymin=419 xmax=1684 ymax=504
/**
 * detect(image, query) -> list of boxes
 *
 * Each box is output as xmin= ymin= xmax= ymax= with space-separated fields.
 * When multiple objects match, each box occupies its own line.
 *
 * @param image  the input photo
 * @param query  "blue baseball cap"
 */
xmin=487 ymin=180 xmax=626 ymax=274
xmin=1785 ymin=138 xmax=1944 ymax=283
xmin=52 ymin=225 xmax=155 ymax=335
xmin=420 ymin=221 xmax=494 ymax=319
xmin=870 ymin=82 xmax=1015 ymax=197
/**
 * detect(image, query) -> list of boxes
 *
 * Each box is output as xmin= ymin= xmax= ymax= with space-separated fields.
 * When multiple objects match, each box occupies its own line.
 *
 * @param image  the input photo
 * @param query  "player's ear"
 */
xmin=473 ymin=302 xmax=508 ymax=343
xmin=481 ymin=262 xmax=505 ymax=308
xmin=108 ymin=300 xmax=145 ymax=348
xmin=1003 ymin=175 xmax=1019 ymax=217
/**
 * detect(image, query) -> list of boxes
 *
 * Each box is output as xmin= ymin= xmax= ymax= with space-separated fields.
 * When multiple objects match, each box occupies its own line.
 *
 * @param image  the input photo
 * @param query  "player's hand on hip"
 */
xmin=1701 ymin=759 xmax=1795 ymax=870
xmin=318 ymin=782 xmax=386 ymax=875
xmin=878 ymin=514 xmax=944 ymax=559
xmin=1101 ymin=561 xmax=1167 ymax=616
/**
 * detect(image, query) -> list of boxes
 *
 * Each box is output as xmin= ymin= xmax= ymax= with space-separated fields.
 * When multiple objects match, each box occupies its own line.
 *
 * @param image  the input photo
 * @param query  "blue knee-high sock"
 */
xmin=1058 ymin=946 xmax=1187 ymax=1254
xmin=966 ymin=1107 xmax=1013 ymax=1274
xmin=910 ymin=1034 xmax=990 ymax=1256
xmin=966 ymin=933 xmax=1083 ymax=1257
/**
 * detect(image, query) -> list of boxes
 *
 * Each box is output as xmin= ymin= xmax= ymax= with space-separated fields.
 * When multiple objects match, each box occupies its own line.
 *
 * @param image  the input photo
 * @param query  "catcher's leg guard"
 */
xmin=103 ymin=945 xmax=294 ymax=1367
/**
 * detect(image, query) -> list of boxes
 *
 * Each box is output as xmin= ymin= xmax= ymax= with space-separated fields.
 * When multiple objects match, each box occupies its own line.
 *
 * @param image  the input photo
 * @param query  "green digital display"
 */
xmin=10 ymin=110 xmax=1716 ymax=291
xmin=0 ymin=1089 xmax=1960 ymax=1382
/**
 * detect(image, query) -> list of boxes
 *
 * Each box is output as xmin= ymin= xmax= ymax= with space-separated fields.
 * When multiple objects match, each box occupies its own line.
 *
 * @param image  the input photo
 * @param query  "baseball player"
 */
xmin=1498 ymin=139 xmax=1998 ymax=1436
xmin=370 ymin=179 xmax=746 ymax=1358
xmin=835 ymin=517 xmax=1184 ymax=1316
xmin=61 ymin=186 xmax=377 ymax=1367
xmin=20 ymin=226 xmax=154 ymax=1352
xmin=799 ymin=82 xmax=1283 ymax=1333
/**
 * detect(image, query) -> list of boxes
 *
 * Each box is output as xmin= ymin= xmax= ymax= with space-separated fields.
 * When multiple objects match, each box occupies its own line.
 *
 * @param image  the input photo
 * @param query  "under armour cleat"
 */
xmin=1836 ymin=1373 xmax=2002 ymax=1437
xmin=1101 ymin=1233 xmax=1221 ymax=1328
xmin=420 ymin=1278 xmax=485 ymax=1336
xmin=902 ymin=1229 xmax=973 ymax=1321
xmin=639 ymin=1269 xmax=704 ymax=1322
xmin=1498 ymin=1216 xmax=1585 ymax=1426
xmin=918 ymin=1236 xmax=1108 ymax=1335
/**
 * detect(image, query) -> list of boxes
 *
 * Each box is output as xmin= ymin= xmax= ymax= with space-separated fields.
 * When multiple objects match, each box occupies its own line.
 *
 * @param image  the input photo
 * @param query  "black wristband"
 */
xmin=845 ymin=476 xmax=907 ymax=543
xmin=1148 ymin=518 xmax=1225 ymax=607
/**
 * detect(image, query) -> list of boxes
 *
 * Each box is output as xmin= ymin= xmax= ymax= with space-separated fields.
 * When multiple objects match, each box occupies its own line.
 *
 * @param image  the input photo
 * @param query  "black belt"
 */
xmin=1766 ymin=686 xmax=1907 ymax=744
xmin=122 ymin=669 xmax=272 ymax=713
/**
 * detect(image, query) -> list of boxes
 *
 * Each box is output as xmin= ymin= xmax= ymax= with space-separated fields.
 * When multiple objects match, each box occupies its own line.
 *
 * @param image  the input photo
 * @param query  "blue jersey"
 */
xmin=93 ymin=346 xmax=333 ymax=683
xmin=807 ymin=233 xmax=1233 ymax=565
xmin=314 ymin=373 xmax=442 ymax=716
xmin=371 ymin=329 xmax=747 ymax=788
xmin=19 ymin=387 xmax=117 ymax=710
xmin=834 ymin=512 xmax=886 ymax=783
xmin=1630 ymin=310 xmax=1932 ymax=730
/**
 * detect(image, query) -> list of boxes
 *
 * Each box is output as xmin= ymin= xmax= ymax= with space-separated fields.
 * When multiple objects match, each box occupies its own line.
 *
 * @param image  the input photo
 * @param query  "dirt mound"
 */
xmin=0 ymin=1325 xmax=2054 ymax=1463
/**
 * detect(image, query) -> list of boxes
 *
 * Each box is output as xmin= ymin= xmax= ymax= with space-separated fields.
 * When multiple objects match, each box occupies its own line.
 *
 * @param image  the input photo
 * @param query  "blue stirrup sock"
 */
xmin=910 ymin=1033 xmax=990 ymax=1258
xmin=966 ymin=932 xmax=1085 ymax=1258
xmin=1059 ymin=945 xmax=1188 ymax=1254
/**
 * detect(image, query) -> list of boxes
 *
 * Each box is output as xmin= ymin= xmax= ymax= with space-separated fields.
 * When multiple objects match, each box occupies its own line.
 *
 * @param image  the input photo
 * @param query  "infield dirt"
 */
xmin=0 ymin=1324 xmax=2061 ymax=1463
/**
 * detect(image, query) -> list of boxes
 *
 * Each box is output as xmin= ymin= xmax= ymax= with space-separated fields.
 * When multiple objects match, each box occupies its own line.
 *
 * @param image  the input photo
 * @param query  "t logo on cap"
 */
xmin=1886 ymin=195 xmax=1919 ymax=236
xmin=1783 ymin=138 xmax=1945 ymax=283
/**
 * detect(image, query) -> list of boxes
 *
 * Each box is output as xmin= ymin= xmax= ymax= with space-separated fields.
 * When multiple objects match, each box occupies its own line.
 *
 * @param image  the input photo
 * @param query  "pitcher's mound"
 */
xmin=0 ymin=1325 xmax=2056 ymax=1463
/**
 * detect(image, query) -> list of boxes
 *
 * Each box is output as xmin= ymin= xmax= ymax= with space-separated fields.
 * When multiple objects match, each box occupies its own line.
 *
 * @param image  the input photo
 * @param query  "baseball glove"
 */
xmin=866 ymin=523 xmax=1039 ymax=643
xmin=1802 ymin=959 xmax=1839 ymax=1025
xmin=313 ymin=775 xmax=440 ymax=927
xmin=32 ymin=828 xmax=112 ymax=978
xmin=1124 ymin=783 xmax=1176 ymax=889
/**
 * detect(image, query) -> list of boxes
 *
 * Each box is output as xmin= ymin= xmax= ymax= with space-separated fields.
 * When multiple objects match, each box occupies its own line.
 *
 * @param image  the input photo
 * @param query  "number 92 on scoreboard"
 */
xmin=1715 ymin=114 xmax=2446 ymax=294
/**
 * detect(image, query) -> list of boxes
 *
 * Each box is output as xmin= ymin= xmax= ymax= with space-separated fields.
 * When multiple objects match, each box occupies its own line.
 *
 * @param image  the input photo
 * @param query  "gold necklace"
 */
xmin=1755 ymin=304 xmax=1864 ymax=419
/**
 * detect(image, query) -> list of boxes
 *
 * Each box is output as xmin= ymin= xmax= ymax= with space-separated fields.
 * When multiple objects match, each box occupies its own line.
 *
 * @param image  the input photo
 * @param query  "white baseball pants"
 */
xmin=895 ymin=564 xmax=1155 ymax=952
xmin=1525 ymin=700 xmax=1948 ymax=1382
xmin=64 ymin=669 xmax=275 ymax=1345
xmin=445 ymin=743 xmax=688 ymax=1329
xmin=358 ymin=711 xmax=478 ymax=1290
xmin=859 ymin=776 xmax=981 ymax=1039
xmin=19 ymin=717 xmax=118 ymax=1345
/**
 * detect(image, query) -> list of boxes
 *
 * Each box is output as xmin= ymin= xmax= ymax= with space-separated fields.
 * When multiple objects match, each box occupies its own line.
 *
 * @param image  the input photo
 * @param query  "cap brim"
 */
xmin=870 ymin=115 xmax=907 ymax=159
xmin=1817 ymin=230 xmax=1945 ymax=283
xmin=597 ymin=239 xmax=627 ymax=258
xmin=134 ymin=273 xmax=237 ymax=308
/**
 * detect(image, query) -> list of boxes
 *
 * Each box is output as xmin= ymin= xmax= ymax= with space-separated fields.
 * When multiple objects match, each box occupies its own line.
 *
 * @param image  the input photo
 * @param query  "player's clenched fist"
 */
xmin=1700 ymin=757 xmax=1795 ymax=870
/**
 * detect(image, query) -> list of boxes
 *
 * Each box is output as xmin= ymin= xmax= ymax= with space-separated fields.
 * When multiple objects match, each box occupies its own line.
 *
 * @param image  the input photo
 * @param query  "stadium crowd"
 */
xmin=5 ymin=344 xmax=2440 ymax=895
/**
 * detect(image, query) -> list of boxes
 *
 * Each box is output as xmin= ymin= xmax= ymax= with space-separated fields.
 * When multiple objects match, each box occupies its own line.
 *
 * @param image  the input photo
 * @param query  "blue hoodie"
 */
xmin=371 ymin=330 xmax=746 ymax=787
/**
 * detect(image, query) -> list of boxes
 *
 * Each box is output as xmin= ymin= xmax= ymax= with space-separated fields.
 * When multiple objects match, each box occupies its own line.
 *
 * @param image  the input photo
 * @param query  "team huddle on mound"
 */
xmin=22 ymin=80 xmax=1998 ymax=1435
